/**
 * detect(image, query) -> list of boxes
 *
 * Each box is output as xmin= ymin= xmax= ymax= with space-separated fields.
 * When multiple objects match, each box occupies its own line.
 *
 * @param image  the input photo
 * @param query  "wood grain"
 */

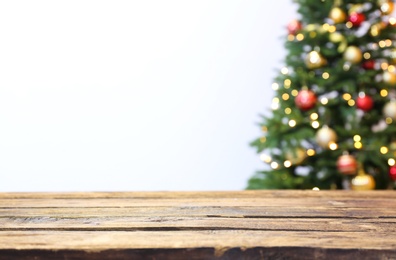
xmin=1 ymin=190 xmax=396 ymax=259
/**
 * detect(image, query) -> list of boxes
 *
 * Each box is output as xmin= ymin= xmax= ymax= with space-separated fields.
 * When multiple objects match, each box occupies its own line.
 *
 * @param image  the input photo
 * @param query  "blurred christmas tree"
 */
xmin=248 ymin=0 xmax=396 ymax=190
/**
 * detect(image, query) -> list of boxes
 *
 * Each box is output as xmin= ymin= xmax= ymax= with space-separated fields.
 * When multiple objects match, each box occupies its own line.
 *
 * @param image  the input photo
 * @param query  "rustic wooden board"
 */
xmin=1 ymin=190 xmax=396 ymax=259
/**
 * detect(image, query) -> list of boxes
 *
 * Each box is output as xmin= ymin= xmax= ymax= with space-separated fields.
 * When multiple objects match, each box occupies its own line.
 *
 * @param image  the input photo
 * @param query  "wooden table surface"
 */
xmin=1 ymin=190 xmax=396 ymax=259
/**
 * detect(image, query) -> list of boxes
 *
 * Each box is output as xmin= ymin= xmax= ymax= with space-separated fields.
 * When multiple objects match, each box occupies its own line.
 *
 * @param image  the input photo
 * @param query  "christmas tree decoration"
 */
xmin=383 ymin=71 xmax=396 ymax=85
xmin=329 ymin=7 xmax=346 ymax=24
xmin=383 ymin=100 xmax=396 ymax=119
xmin=249 ymin=0 xmax=396 ymax=190
xmin=348 ymin=12 xmax=366 ymax=27
xmin=287 ymin=19 xmax=302 ymax=35
xmin=337 ymin=153 xmax=358 ymax=175
xmin=316 ymin=126 xmax=337 ymax=148
xmin=343 ymin=46 xmax=362 ymax=64
xmin=379 ymin=0 xmax=395 ymax=15
xmin=286 ymin=148 xmax=307 ymax=165
xmin=351 ymin=167 xmax=376 ymax=190
xmin=356 ymin=93 xmax=374 ymax=112
xmin=305 ymin=51 xmax=327 ymax=69
xmin=389 ymin=165 xmax=396 ymax=180
xmin=362 ymin=60 xmax=375 ymax=70
xmin=295 ymin=89 xmax=317 ymax=111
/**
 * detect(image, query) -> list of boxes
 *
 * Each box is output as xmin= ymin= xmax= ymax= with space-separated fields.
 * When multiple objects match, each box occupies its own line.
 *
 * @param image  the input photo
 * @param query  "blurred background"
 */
xmin=0 ymin=0 xmax=296 ymax=191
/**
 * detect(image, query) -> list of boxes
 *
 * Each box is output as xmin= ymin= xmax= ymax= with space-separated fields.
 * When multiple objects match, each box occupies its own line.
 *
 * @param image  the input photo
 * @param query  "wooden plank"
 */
xmin=1 ymin=216 xmax=395 ymax=232
xmin=1 ymin=190 xmax=396 ymax=199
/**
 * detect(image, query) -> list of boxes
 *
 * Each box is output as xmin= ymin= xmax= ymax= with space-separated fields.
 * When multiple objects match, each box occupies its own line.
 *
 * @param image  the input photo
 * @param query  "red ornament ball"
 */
xmin=356 ymin=94 xmax=374 ymax=112
xmin=337 ymin=154 xmax=357 ymax=175
xmin=348 ymin=12 xmax=365 ymax=27
xmin=362 ymin=60 xmax=375 ymax=70
xmin=390 ymin=166 xmax=396 ymax=181
xmin=295 ymin=90 xmax=317 ymax=111
xmin=287 ymin=20 xmax=302 ymax=35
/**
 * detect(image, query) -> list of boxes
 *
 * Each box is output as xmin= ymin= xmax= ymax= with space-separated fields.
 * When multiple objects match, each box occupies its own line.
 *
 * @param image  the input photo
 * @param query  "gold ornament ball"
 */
xmin=286 ymin=148 xmax=307 ymax=165
xmin=305 ymin=51 xmax=327 ymax=69
xmin=383 ymin=101 xmax=396 ymax=119
xmin=383 ymin=71 xmax=396 ymax=85
xmin=343 ymin=46 xmax=362 ymax=64
xmin=316 ymin=127 xmax=337 ymax=148
xmin=351 ymin=174 xmax=375 ymax=190
xmin=329 ymin=7 xmax=346 ymax=23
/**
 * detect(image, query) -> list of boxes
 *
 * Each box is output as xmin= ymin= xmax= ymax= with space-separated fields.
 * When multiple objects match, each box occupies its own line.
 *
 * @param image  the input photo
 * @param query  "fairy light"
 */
xmin=284 ymin=160 xmax=292 ymax=168
xmin=284 ymin=79 xmax=291 ymax=88
xmin=379 ymin=40 xmax=386 ymax=48
xmin=289 ymin=120 xmax=297 ymax=127
xmin=354 ymin=142 xmax=363 ymax=149
xmin=354 ymin=135 xmax=361 ymax=142
xmin=272 ymin=83 xmax=279 ymax=90
xmin=296 ymin=33 xmax=304 ymax=41
xmin=271 ymin=162 xmax=279 ymax=169
xmin=310 ymin=113 xmax=319 ymax=120
xmin=329 ymin=142 xmax=338 ymax=150
xmin=381 ymin=62 xmax=389 ymax=70
xmin=322 ymin=23 xmax=330 ymax=30
xmin=291 ymin=90 xmax=299 ymax=96
xmin=386 ymin=117 xmax=393 ymax=124
xmin=260 ymin=137 xmax=267 ymax=143
xmin=346 ymin=21 xmax=353 ymax=28
xmin=385 ymin=39 xmax=392 ymax=47
xmin=390 ymin=17 xmax=396 ymax=25
xmin=311 ymin=121 xmax=320 ymax=129
xmin=328 ymin=25 xmax=336 ymax=33
xmin=272 ymin=97 xmax=280 ymax=110
xmin=288 ymin=35 xmax=295 ymax=41
xmin=380 ymin=146 xmax=389 ymax=154
xmin=281 ymin=67 xmax=289 ymax=75
xmin=348 ymin=100 xmax=355 ymax=106
xmin=320 ymin=97 xmax=328 ymax=105
xmin=285 ymin=108 xmax=292 ymax=114
xmin=322 ymin=72 xmax=330 ymax=79
xmin=363 ymin=52 xmax=371 ymax=59
xmin=381 ymin=89 xmax=389 ymax=97
xmin=307 ymin=149 xmax=316 ymax=156
xmin=388 ymin=65 xmax=395 ymax=73
xmin=309 ymin=31 xmax=317 ymax=38
xmin=282 ymin=93 xmax=290 ymax=100
xmin=389 ymin=158 xmax=396 ymax=166
xmin=343 ymin=93 xmax=352 ymax=101
xmin=260 ymin=154 xmax=272 ymax=163
xmin=262 ymin=126 xmax=268 ymax=132
xmin=312 ymin=187 xmax=320 ymax=191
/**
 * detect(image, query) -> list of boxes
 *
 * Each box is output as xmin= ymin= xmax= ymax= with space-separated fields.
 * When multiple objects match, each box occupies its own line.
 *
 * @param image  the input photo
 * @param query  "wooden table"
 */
xmin=1 ymin=190 xmax=396 ymax=259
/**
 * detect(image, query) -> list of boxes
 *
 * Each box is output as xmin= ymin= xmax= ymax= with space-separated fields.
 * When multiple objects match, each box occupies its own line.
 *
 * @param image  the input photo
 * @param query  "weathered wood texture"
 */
xmin=1 ymin=190 xmax=396 ymax=259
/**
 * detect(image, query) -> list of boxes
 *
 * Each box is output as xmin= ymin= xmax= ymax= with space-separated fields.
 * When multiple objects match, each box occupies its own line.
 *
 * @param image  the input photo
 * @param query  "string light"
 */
xmin=288 ymin=35 xmax=295 ymax=41
xmin=307 ymin=149 xmax=316 ymax=156
xmin=262 ymin=126 xmax=268 ymax=132
xmin=271 ymin=162 xmax=279 ymax=169
xmin=346 ymin=21 xmax=353 ymax=28
xmin=311 ymin=121 xmax=320 ymax=129
xmin=381 ymin=62 xmax=389 ymax=70
xmin=312 ymin=187 xmax=320 ymax=191
xmin=390 ymin=17 xmax=396 ymax=25
xmin=388 ymin=65 xmax=395 ymax=73
xmin=363 ymin=52 xmax=371 ymax=59
xmin=354 ymin=142 xmax=363 ymax=149
xmin=282 ymin=93 xmax=290 ymax=100
xmin=389 ymin=159 xmax=396 ymax=166
xmin=379 ymin=40 xmax=386 ymax=48
xmin=272 ymin=83 xmax=279 ymax=90
xmin=343 ymin=93 xmax=352 ymax=101
xmin=320 ymin=97 xmax=329 ymax=105
xmin=260 ymin=154 xmax=272 ymax=163
xmin=380 ymin=89 xmax=388 ymax=97
xmin=310 ymin=113 xmax=319 ymax=120
xmin=296 ymin=33 xmax=304 ymax=41
xmin=284 ymin=79 xmax=291 ymax=88
xmin=281 ymin=67 xmax=289 ymax=75
xmin=291 ymin=90 xmax=299 ymax=96
xmin=380 ymin=146 xmax=389 ymax=154
xmin=260 ymin=137 xmax=267 ymax=143
xmin=289 ymin=120 xmax=297 ymax=127
xmin=284 ymin=160 xmax=292 ymax=168
xmin=329 ymin=142 xmax=338 ymax=150
xmin=348 ymin=100 xmax=355 ymax=106
xmin=285 ymin=108 xmax=292 ymax=114
xmin=354 ymin=135 xmax=361 ymax=142
xmin=322 ymin=72 xmax=330 ymax=79
xmin=386 ymin=117 xmax=393 ymax=124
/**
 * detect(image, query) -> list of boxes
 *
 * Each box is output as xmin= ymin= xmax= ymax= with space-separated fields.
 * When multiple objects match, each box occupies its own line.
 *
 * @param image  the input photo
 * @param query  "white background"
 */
xmin=0 ymin=0 xmax=296 ymax=191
